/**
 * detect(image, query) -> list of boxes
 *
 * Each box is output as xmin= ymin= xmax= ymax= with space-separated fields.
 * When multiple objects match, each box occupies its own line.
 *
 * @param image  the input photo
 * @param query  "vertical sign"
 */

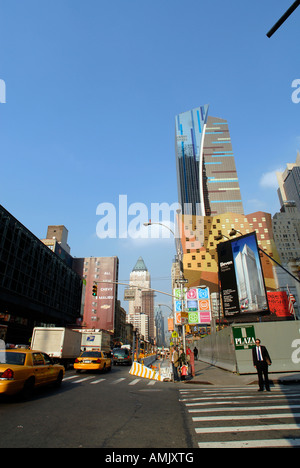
xmin=98 ymin=257 xmax=117 ymax=332
xmin=173 ymin=288 xmax=187 ymax=325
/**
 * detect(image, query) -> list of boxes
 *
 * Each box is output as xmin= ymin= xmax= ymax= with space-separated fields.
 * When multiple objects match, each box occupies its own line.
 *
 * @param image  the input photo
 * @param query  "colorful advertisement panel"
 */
xmin=185 ymin=287 xmax=212 ymax=324
xmin=173 ymin=287 xmax=212 ymax=325
xmin=217 ymin=232 xmax=269 ymax=317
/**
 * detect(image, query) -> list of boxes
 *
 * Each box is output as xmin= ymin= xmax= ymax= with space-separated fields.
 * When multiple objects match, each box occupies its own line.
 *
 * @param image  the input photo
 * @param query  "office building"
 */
xmin=41 ymin=225 xmax=73 ymax=267
xmin=131 ymin=313 xmax=149 ymax=341
xmin=277 ymin=151 xmax=300 ymax=212
xmin=0 ymin=205 xmax=83 ymax=344
xmin=72 ymin=256 xmax=118 ymax=332
xmin=155 ymin=306 xmax=165 ymax=347
xmin=272 ymin=201 xmax=300 ymax=263
xmin=45 ymin=225 xmax=71 ymax=253
xmin=127 ymin=257 xmax=154 ymax=340
xmin=175 ymin=105 xmax=244 ymax=216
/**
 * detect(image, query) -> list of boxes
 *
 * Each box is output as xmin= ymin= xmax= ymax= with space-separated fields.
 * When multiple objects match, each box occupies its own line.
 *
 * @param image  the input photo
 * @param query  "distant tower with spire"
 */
xmin=127 ymin=257 xmax=154 ymax=341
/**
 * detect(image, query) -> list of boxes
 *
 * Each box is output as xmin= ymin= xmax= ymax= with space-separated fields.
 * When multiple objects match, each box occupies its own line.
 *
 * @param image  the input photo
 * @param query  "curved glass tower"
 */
xmin=175 ymin=105 xmax=244 ymax=216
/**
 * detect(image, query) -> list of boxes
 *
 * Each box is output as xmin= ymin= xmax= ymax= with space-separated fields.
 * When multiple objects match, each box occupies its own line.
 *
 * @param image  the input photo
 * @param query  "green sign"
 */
xmin=232 ymin=326 xmax=256 ymax=350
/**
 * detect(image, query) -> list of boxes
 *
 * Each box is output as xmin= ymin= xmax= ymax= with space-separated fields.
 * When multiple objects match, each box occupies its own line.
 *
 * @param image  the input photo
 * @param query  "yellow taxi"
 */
xmin=0 ymin=349 xmax=65 ymax=397
xmin=74 ymin=350 xmax=112 ymax=373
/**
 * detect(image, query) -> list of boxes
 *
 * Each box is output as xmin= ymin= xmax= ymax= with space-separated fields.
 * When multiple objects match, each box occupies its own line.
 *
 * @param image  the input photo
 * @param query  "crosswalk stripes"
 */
xmin=179 ymin=386 xmax=300 ymax=448
xmin=63 ymin=373 xmax=159 ymax=387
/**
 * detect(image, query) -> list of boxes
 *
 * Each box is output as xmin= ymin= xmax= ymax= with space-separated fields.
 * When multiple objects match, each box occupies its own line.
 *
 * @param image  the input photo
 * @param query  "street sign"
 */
xmin=124 ymin=288 xmax=136 ymax=301
xmin=232 ymin=325 xmax=256 ymax=350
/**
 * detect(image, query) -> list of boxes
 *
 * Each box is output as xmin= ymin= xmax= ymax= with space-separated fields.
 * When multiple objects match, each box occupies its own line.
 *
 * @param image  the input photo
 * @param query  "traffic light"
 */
xmin=92 ymin=284 xmax=98 ymax=297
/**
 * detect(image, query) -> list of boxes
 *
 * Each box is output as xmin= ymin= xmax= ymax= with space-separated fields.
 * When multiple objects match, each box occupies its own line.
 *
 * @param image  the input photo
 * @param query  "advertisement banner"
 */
xmin=173 ymin=287 xmax=212 ymax=325
xmin=168 ymin=317 xmax=174 ymax=331
xmin=267 ymin=291 xmax=290 ymax=318
xmin=185 ymin=287 xmax=212 ymax=325
xmin=217 ymin=232 xmax=269 ymax=317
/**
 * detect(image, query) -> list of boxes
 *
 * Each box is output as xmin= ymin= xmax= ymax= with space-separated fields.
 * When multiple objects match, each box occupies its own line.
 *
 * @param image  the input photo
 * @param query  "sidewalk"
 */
xmin=188 ymin=360 xmax=300 ymax=387
xmin=155 ymin=358 xmax=300 ymax=386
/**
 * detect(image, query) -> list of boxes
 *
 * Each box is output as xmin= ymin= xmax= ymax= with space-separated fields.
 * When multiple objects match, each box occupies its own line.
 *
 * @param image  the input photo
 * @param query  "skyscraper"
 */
xmin=276 ymin=151 xmax=300 ymax=212
xmin=127 ymin=257 xmax=154 ymax=340
xmin=175 ymin=105 xmax=244 ymax=216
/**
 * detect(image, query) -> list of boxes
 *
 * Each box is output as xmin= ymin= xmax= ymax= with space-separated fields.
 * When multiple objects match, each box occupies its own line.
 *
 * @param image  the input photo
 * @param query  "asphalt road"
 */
xmin=0 ymin=364 xmax=197 ymax=449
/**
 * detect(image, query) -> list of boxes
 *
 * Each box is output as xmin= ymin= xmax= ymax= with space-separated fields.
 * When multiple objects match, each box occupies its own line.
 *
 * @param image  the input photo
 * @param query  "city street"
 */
xmin=1 ymin=360 xmax=300 ymax=449
xmin=0 ymin=363 xmax=197 ymax=449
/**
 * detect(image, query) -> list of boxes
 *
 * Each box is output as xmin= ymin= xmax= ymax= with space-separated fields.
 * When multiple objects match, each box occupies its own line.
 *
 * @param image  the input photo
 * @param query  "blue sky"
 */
xmin=0 ymin=0 xmax=299 ymax=315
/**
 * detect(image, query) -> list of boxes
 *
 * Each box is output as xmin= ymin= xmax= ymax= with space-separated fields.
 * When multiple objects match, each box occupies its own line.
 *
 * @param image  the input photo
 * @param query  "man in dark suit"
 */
xmin=252 ymin=339 xmax=272 ymax=391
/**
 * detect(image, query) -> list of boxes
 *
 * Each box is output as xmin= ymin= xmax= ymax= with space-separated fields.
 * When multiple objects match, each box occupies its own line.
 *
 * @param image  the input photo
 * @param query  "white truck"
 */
xmin=31 ymin=327 xmax=82 ymax=368
xmin=79 ymin=330 xmax=111 ymax=353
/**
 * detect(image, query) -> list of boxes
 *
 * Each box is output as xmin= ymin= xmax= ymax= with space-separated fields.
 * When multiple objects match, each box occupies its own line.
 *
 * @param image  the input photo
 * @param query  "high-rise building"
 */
xmin=127 ymin=257 xmax=154 ymax=340
xmin=154 ymin=306 xmax=165 ymax=347
xmin=72 ymin=256 xmax=118 ymax=332
xmin=272 ymin=201 xmax=300 ymax=263
xmin=45 ymin=225 xmax=71 ymax=253
xmin=0 ymin=205 xmax=83 ymax=343
xmin=277 ymin=151 xmax=300 ymax=211
xmin=41 ymin=225 xmax=73 ymax=267
xmin=175 ymin=105 xmax=244 ymax=216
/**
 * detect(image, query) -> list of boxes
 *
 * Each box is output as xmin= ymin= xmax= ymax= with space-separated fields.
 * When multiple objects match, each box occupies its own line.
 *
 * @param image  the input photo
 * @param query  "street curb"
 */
xmin=181 ymin=378 xmax=300 ymax=386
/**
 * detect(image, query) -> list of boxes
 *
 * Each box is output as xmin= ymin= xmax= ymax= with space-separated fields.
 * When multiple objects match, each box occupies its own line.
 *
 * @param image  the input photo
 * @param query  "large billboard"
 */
xmin=217 ymin=232 xmax=269 ymax=317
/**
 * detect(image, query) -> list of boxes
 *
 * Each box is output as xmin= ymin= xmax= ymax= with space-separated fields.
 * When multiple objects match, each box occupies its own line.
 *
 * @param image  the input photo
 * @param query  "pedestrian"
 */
xmin=179 ymin=348 xmax=187 ymax=381
xmin=170 ymin=346 xmax=180 ymax=382
xmin=186 ymin=346 xmax=195 ymax=378
xmin=193 ymin=347 xmax=198 ymax=361
xmin=252 ymin=339 xmax=272 ymax=392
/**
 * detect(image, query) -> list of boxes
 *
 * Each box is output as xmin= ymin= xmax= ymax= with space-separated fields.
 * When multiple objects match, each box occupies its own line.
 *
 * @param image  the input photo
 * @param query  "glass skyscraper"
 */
xmin=175 ymin=105 xmax=244 ymax=216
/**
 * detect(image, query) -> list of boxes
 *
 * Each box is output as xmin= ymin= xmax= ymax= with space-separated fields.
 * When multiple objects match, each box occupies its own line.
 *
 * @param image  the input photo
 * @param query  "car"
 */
xmin=112 ymin=347 xmax=132 ymax=366
xmin=0 ymin=349 xmax=65 ymax=397
xmin=74 ymin=351 xmax=112 ymax=373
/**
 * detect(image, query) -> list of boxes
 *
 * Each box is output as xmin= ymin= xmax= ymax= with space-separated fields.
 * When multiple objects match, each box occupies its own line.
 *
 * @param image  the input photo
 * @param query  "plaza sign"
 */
xmin=232 ymin=325 xmax=256 ymax=350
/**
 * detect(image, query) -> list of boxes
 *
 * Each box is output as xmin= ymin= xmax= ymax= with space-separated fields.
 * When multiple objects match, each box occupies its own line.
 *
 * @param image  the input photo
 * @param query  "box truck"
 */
xmin=80 ymin=330 xmax=111 ymax=353
xmin=31 ymin=327 xmax=82 ymax=368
